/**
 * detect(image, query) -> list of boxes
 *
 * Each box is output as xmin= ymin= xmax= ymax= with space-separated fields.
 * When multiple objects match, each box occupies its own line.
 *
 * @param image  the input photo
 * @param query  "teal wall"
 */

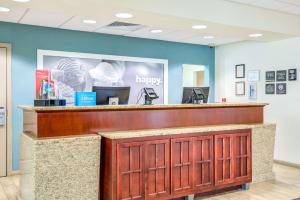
xmin=0 ymin=22 xmax=215 ymax=170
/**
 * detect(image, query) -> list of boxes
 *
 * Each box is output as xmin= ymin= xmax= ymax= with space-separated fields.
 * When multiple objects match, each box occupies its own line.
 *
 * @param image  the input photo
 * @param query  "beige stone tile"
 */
xmin=1 ymin=184 xmax=18 ymax=200
xmin=9 ymin=177 xmax=19 ymax=189
xmin=0 ymin=177 xmax=14 ymax=187
xmin=0 ymin=184 xmax=8 ymax=200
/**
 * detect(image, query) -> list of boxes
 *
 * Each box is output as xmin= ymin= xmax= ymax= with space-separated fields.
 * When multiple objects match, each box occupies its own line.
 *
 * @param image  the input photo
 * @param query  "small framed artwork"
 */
xmin=249 ymin=82 xmax=257 ymax=100
xmin=276 ymin=83 xmax=287 ymax=94
xmin=235 ymin=81 xmax=245 ymax=96
xmin=235 ymin=64 xmax=245 ymax=78
xmin=288 ymin=68 xmax=297 ymax=81
xmin=276 ymin=70 xmax=287 ymax=81
xmin=248 ymin=70 xmax=260 ymax=82
xmin=266 ymin=71 xmax=275 ymax=82
xmin=266 ymin=84 xmax=275 ymax=94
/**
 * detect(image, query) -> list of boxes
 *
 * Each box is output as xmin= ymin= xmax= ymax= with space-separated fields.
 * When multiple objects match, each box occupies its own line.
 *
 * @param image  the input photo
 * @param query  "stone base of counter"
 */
xmin=252 ymin=124 xmax=276 ymax=183
xmin=20 ymin=133 xmax=101 ymax=200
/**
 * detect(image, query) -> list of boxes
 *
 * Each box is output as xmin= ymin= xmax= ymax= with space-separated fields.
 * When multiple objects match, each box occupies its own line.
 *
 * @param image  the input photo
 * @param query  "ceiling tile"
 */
xmin=251 ymin=0 xmax=290 ymax=10
xmin=229 ymin=0 xmax=260 ymax=4
xmin=125 ymin=27 xmax=173 ymax=39
xmin=279 ymin=4 xmax=300 ymax=15
xmin=183 ymin=34 xmax=243 ymax=46
xmin=60 ymin=16 xmax=109 ymax=32
xmin=95 ymin=27 xmax=132 ymax=36
xmin=157 ymin=30 xmax=199 ymax=41
xmin=278 ymin=0 xmax=300 ymax=6
xmin=228 ymin=0 xmax=300 ymax=15
xmin=19 ymin=10 xmax=72 ymax=27
xmin=0 ymin=7 xmax=27 ymax=23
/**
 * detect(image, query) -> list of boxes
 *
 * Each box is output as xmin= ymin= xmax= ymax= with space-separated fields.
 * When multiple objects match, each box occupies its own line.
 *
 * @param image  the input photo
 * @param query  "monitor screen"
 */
xmin=92 ymin=86 xmax=131 ymax=105
xmin=182 ymin=87 xmax=209 ymax=104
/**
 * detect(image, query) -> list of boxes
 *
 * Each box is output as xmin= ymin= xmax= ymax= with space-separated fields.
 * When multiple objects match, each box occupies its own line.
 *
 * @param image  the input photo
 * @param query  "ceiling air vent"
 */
xmin=104 ymin=21 xmax=145 ymax=32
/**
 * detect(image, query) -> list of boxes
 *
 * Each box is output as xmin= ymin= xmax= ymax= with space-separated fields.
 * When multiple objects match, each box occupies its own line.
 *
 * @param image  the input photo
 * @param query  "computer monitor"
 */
xmin=182 ymin=87 xmax=209 ymax=104
xmin=92 ymin=86 xmax=130 ymax=105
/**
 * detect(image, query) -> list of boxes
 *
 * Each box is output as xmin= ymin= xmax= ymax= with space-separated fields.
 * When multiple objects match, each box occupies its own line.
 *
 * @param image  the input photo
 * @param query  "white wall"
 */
xmin=182 ymin=65 xmax=205 ymax=87
xmin=215 ymin=38 xmax=300 ymax=165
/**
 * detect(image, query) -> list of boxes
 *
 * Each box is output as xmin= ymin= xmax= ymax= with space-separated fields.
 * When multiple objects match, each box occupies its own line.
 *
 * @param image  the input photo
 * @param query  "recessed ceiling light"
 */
xmin=12 ymin=0 xmax=31 ymax=2
xmin=83 ymin=19 xmax=97 ymax=24
xmin=115 ymin=13 xmax=133 ymax=19
xmin=249 ymin=33 xmax=263 ymax=38
xmin=204 ymin=36 xmax=215 ymax=39
xmin=0 ymin=6 xmax=10 ymax=12
xmin=150 ymin=29 xmax=163 ymax=33
xmin=192 ymin=25 xmax=207 ymax=30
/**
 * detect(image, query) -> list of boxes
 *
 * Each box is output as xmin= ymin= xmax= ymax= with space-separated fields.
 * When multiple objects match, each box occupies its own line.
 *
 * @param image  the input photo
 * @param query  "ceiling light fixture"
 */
xmin=192 ymin=25 xmax=207 ymax=30
xmin=12 ymin=0 xmax=31 ymax=2
xmin=150 ymin=29 xmax=163 ymax=33
xmin=249 ymin=33 xmax=263 ymax=38
xmin=115 ymin=13 xmax=133 ymax=19
xmin=204 ymin=35 xmax=215 ymax=39
xmin=0 ymin=6 xmax=10 ymax=12
xmin=83 ymin=19 xmax=97 ymax=24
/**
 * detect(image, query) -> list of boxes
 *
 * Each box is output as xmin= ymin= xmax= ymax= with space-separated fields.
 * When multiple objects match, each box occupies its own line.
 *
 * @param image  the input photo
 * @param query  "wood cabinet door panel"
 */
xmin=171 ymin=138 xmax=193 ymax=195
xmin=145 ymin=139 xmax=170 ymax=199
xmin=193 ymin=135 xmax=214 ymax=189
xmin=233 ymin=131 xmax=252 ymax=181
xmin=214 ymin=134 xmax=234 ymax=186
xmin=117 ymin=142 xmax=144 ymax=200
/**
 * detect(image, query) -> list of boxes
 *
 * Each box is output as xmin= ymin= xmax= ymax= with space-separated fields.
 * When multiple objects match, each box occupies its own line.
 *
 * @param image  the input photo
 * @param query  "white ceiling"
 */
xmin=0 ymin=0 xmax=300 ymax=46
xmin=228 ymin=0 xmax=300 ymax=15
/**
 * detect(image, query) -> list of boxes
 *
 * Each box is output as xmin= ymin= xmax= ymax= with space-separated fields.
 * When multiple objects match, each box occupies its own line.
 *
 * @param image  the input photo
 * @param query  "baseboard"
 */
xmin=8 ymin=170 xmax=21 ymax=176
xmin=274 ymin=159 xmax=300 ymax=169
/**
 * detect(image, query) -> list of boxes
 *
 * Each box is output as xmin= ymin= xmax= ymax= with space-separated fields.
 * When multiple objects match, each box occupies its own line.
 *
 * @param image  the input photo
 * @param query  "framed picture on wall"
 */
xmin=265 ymin=84 xmax=275 ymax=94
xmin=235 ymin=64 xmax=245 ymax=78
xmin=248 ymin=70 xmax=260 ymax=82
xmin=276 ymin=83 xmax=287 ymax=94
xmin=249 ymin=82 xmax=257 ymax=100
xmin=235 ymin=81 xmax=245 ymax=96
xmin=276 ymin=70 xmax=287 ymax=81
xmin=265 ymin=71 xmax=275 ymax=82
xmin=288 ymin=68 xmax=297 ymax=81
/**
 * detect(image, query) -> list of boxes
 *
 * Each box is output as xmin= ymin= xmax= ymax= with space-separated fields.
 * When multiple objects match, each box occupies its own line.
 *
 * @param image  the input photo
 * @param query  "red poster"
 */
xmin=35 ymin=70 xmax=51 ymax=99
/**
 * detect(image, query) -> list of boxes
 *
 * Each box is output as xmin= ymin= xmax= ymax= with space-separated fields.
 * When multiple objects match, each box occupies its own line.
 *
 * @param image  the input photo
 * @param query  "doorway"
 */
xmin=182 ymin=64 xmax=209 ymax=87
xmin=0 ymin=45 xmax=9 ymax=177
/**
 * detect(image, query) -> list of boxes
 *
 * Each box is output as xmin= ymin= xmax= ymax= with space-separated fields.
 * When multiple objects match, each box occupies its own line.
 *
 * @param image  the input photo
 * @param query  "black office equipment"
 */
xmin=34 ymin=99 xmax=66 ymax=107
xmin=182 ymin=87 xmax=209 ymax=104
xmin=143 ymin=88 xmax=159 ymax=105
xmin=92 ymin=86 xmax=130 ymax=105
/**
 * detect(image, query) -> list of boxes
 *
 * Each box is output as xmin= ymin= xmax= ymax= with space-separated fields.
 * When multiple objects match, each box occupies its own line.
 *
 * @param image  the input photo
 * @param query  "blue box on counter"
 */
xmin=74 ymin=92 xmax=96 ymax=106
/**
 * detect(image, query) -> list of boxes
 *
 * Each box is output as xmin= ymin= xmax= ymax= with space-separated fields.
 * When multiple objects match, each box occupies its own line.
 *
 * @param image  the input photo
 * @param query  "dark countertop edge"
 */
xmin=18 ymin=103 xmax=269 ymax=112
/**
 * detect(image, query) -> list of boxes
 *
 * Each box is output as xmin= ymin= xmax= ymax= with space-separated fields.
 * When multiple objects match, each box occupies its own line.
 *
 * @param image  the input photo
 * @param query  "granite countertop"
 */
xmin=19 ymin=102 xmax=268 ymax=112
xmin=98 ymin=124 xmax=275 ymax=139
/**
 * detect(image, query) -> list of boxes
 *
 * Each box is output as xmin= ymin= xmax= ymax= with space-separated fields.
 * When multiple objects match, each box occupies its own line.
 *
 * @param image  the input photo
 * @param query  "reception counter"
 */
xmin=20 ymin=103 xmax=266 ymax=138
xmin=19 ymin=103 xmax=275 ymax=200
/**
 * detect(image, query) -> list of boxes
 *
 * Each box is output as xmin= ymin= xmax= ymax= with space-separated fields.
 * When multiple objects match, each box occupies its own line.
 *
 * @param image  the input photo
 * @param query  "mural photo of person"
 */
xmin=39 ymin=50 xmax=167 ymax=105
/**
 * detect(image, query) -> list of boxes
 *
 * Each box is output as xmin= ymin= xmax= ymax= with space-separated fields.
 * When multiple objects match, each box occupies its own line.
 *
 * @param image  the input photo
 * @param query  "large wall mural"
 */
xmin=37 ymin=50 xmax=168 ymax=104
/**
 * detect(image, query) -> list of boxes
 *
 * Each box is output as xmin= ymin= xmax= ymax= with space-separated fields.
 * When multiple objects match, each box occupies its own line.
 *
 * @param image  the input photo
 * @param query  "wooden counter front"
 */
xmin=20 ymin=103 xmax=267 ymax=138
xmin=100 ymin=128 xmax=252 ymax=200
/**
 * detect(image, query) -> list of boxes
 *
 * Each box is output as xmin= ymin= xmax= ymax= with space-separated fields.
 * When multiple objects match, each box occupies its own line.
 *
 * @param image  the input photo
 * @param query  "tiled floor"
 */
xmin=0 ymin=175 xmax=19 ymax=200
xmin=0 ymin=164 xmax=300 ymax=200
xmin=199 ymin=164 xmax=300 ymax=200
